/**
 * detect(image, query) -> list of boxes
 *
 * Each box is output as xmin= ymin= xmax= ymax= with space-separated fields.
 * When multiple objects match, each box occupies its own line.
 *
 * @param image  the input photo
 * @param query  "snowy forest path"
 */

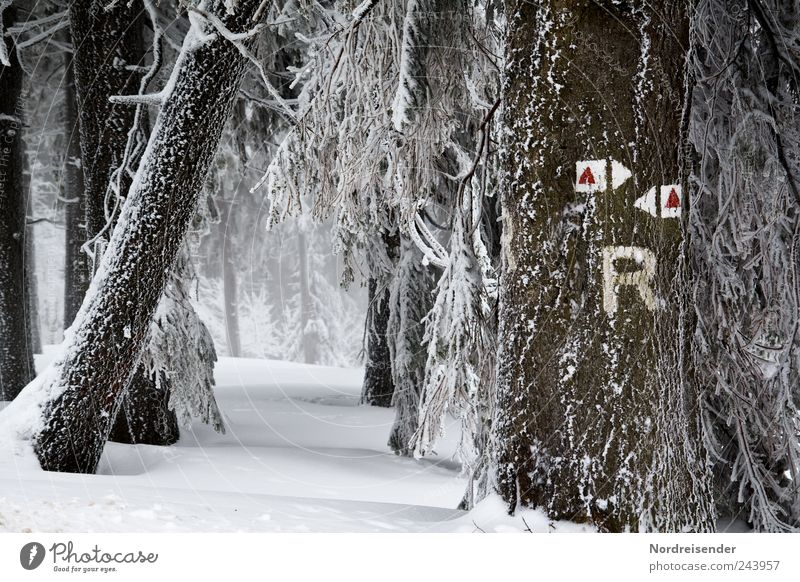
xmin=0 ymin=353 xmax=474 ymax=532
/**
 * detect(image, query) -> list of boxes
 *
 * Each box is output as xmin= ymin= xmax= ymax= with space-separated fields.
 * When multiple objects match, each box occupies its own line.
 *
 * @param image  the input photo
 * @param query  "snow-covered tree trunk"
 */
xmin=494 ymin=0 xmax=715 ymax=531
xmin=62 ymin=45 xmax=90 ymax=328
xmin=690 ymin=0 xmax=800 ymax=531
xmin=0 ymin=2 xmax=35 ymax=401
xmin=33 ymin=0 xmax=271 ymax=473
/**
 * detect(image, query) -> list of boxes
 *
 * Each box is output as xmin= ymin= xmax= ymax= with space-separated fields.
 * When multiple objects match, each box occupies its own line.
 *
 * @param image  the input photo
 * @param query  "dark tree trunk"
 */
xmin=68 ymin=0 xmax=146 ymax=246
xmin=62 ymin=50 xmax=90 ymax=328
xmin=66 ymin=2 xmax=179 ymax=447
xmin=33 ymin=0 xmax=272 ymax=473
xmin=361 ymin=234 xmax=400 ymax=407
xmin=0 ymin=5 xmax=35 ymax=401
xmin=494 ymin=0 xmax=714 ymax=531
xmin=360 ymin=277 xmax=394 ymax=407
xmin=107 ymin=372 xmax=179 ymax=445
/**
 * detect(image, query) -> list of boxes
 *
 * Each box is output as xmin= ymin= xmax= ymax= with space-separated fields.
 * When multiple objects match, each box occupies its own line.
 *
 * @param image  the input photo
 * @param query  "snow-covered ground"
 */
xmin=0 ymin=353 xmax=587 ymax=533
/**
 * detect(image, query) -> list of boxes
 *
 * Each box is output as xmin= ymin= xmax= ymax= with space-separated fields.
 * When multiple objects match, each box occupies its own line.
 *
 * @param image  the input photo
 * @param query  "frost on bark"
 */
xmin=65 ymin=2 xmax=180 ymax=445
xmin=494 ymin=0 xmax=714 ymax=531
xmin=32 ymin=0 xmax=270 ymax=473
xmin=690 ymin=0 xmax=800 ymax=531
xmin=0 ymin=3 xmax=35 ymax=401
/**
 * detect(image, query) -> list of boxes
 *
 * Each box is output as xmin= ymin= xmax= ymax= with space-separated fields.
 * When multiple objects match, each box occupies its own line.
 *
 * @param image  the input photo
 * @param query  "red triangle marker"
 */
xmin=665 ymin=188 xmax=680 ymax=209
xmin=578 ymin=166 xmax=596 ymax=185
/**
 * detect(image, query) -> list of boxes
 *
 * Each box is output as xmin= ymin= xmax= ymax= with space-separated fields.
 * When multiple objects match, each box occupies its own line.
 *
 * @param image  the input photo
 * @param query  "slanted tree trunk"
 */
xmin=33 ymin=0 xmax=272 ymax=473
xmin=0 ymin=4 xmax=35 ymax=401
xmin=67 ymin=2 xmax=179 ymax=446
xmin=62 ymin=48 xmax=90 ymax=328
xmin=494 ymin=0 xmax=714 ymax=531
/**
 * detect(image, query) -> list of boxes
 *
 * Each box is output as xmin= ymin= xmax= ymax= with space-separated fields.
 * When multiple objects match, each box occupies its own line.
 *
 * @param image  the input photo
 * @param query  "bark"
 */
xmin=62 ymin=49 xmax=90 ymax=328
xmin=68 ymin=0 xmax=146 ymax=245
xmin=494 ymin=0 xmax=714 ymax=531
xmin=360 ymin=277 xmax=394 ymax=407
xmin=107 ymin=372 xmax=179 ymax=445
xmin=361 ymin=233 xmax=399 ymax=407
xmin=0 ymin=4 xmax=35 ymax=401
xmin=34 ymin=0 xmax=272 ymax=473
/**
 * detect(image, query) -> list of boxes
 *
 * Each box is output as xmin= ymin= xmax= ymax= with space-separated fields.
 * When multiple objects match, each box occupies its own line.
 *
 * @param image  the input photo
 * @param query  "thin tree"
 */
xmin=0 ymin=1 xmax=35 ymax=401
xmin=61 ymin=27 xmax=89 ymax=328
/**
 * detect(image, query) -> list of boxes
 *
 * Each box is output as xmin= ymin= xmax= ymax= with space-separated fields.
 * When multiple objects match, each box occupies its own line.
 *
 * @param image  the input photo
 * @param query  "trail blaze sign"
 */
xmin=574 ymin=159 xmax=632 ymax=193
xmin=602 ymin=246 xmax=657 ymax=314
xmin=634 ymin=185 xmax=682 ymax=218
xmin=662 ymin=186 xmax=681 ymax=218
xmin=575 ymin=160 xmax=606 ymax=192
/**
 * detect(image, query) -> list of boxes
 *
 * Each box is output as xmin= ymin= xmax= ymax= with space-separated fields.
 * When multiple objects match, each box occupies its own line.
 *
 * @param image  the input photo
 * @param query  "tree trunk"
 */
xmin=65 ymin=2 xmax=179 ymax=446
xmin=68 ymin=0 xmax=146 ymax=246
xmin=360 ymin=277 xmax=394 ymax=407
xmin=387 ymin=238 xmax=435 ymax=455
xmin=0 ymin=4 xmax=35 ymax=401
xmin=62 ymin=50 xmax=90 ymax=328
xmin=220 ymin=200 xmax=241 ymax=357
xmin=33 ymin=0 xmax=272 ymax=473
xmin=361 ymin=232 xmax=400 ymax=407
xmin=107 ymin=371 xmax=179 ymax=445
xmin=494 ymin=0 xmax=714 ymax=531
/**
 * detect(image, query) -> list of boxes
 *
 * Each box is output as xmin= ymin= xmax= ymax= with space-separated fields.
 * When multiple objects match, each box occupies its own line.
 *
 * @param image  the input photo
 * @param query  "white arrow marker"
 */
xmin=634 ymin=185 xmax=682 ymax=218
xmin=610 ymin=159 xmax=633 ymax=189
xmin=574 ymin=159 xmax=632 ymax=192
xmin=634 ymin=186 xmax=659 ymax=217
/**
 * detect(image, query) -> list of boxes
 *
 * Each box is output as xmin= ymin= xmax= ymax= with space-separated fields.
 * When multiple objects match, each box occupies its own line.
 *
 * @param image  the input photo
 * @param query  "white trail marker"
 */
xmin=574 ymin=159 xmax=632 ymax=192
xmin=634 ymin=185 xmax=682 ymax=218
xmin=602 ymin=246 xmax=657 ymax=314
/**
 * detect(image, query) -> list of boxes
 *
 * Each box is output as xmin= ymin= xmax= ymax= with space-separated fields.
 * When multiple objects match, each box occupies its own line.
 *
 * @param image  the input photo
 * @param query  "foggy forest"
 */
xmin=1 ymin=0 xmax=799 ymax=535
